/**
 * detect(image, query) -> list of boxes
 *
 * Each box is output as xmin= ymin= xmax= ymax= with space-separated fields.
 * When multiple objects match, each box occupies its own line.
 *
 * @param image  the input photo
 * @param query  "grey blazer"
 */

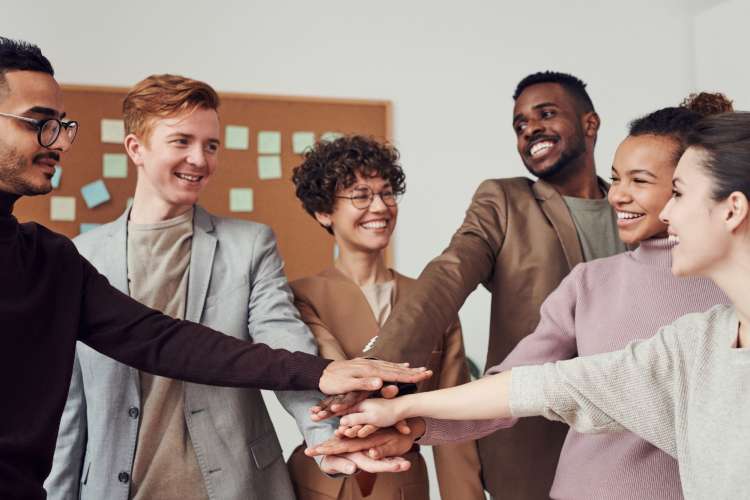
xmin=45 ymin=206 xmax=335 ymax=500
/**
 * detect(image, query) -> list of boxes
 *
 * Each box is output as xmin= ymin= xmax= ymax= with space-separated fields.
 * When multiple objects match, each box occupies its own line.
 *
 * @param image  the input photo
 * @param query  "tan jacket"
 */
xmin=289 ymin=267 xmax=484 ymax=500
xmin=364 ymin=177 xmax=614 ymax=499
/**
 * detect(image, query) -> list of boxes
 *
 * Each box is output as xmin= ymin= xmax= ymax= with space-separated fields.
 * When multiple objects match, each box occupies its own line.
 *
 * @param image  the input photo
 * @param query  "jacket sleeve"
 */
xmin=420 ymin=265 xmax=581 ymax=445
xmin=76 ymin=254 xmax=330 ymax=391
xmin=295 ymin=298 xmax=348 ymax=361
xmin=431 ymin=320 xmax=486 ymax=500
xmin=364 ymin=180 xmax=507 ymax=367
xmin=244 ymin=226 xmax=337 ymax=454
xmin=44 ymin=347 xmax=87 ymax=500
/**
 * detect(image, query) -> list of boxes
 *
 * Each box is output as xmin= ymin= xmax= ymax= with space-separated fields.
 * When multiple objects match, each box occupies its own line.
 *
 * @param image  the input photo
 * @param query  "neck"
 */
xmin=707 ymin=252 xmax=750 ymax=347
xmin=129 ymin=184 xmax=192 ymax=224
xmin=334 ymin=247 xmax=390 ymax=286
xmin=546 ymin=153 xmax=602 ymax=198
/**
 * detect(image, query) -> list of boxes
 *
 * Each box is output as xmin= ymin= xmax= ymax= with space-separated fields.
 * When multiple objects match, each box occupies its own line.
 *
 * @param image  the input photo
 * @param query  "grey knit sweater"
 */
xmin=511 ymin=304 xmax=749 ymax=500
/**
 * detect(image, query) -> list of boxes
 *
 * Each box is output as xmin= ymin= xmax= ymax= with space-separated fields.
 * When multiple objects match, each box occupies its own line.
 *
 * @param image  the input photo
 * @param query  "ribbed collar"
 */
xmin=0 ymin=190 xmax=20 ymax=239
xmin=631 ymin=237 xmax=676 ymax=268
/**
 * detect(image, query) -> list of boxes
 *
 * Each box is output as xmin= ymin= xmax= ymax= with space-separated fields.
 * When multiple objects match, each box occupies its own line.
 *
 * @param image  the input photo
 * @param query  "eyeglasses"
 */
xmin=0 ymin=112 xmax=79 ymax=148
xmin=335 ymin=185 xmax=401 ymax=210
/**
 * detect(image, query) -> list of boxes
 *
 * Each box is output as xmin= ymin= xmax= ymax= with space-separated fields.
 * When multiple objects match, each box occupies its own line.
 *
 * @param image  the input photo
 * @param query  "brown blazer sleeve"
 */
xmin=432 ymin=320 xmax=486 ymax=500
xmin=365 ymin=179 xmax=508 ymax=366
xmin=78 ymin=256 xmax=330 ymax=391
xmin=294 ymin=297 xmax=349 ymax=361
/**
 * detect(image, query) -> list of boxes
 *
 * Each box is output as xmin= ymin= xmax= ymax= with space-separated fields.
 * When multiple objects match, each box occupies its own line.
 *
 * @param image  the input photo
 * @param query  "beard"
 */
xmin=0 ymin=142 xmax=54 ymax=196
xmin=523 ymin=130 xmax=587 ymax=180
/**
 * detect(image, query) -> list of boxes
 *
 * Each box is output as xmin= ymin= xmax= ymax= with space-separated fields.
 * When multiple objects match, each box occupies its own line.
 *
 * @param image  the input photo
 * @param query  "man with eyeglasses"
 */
xmin=0 ymin=37 xmax=430 ymax=500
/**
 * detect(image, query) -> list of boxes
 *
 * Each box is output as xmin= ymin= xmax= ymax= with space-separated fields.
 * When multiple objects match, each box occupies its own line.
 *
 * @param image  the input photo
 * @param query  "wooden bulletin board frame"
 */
xmin=14 ymin=85 xmax=394 ymax=281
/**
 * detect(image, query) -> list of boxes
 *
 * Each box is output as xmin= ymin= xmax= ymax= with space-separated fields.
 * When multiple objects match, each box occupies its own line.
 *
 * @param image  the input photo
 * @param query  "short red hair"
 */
xmin=123 ymin=74 xmax=220 ymax=141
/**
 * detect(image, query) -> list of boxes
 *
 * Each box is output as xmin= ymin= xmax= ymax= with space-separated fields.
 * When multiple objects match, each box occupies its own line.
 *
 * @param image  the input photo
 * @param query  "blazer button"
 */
xmin=118 ymin=471 xmax=130 ymax=483
xmin=128 ymin=407 xmax=140 ymax=419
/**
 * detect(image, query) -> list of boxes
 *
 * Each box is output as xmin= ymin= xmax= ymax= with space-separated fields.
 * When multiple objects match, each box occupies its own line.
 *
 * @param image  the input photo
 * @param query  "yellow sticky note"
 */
xmin=103 ymin=153 xmax=128 ymax=178
xmin=257 ymin=131 xmax=281 ymax=154
xmin=258 ymin=156 xmax=282 ymax=180
xmin=292 ymin=132 xmax=315 ymax=154
xmin=50 ymin=196 xmax=76 ymax=221
xmin=226 ymin=125 xmax=249 ymax=150
xmin=230 ymin=188 xmax=254 ymax=212
xmin=101 ymin=119 xmax=125 ymax=144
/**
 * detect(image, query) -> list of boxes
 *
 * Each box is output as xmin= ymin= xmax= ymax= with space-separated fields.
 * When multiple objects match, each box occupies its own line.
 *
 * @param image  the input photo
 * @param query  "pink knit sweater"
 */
xmin=419 ymin=238 xmax=728 ymax=500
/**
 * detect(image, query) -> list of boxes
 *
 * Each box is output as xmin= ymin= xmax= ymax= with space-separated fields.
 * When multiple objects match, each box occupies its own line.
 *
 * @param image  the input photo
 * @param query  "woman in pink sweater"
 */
xmin=311 ymin=93 xmax=733 ymax=499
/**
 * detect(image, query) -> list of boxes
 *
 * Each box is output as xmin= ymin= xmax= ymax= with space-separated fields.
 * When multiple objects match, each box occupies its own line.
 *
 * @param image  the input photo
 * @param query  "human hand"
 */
xmin=318 ymin=359 xmax=431 ymax=397
xmin=319 ymin=450 xmax=411 ymax=474
xmin=311 ymin=384 xmax=401 ymax=422
xmin=329 ymin=397 xmax=404 ymax=432
xmin=307 ymin=420 xmax=425 ymax=460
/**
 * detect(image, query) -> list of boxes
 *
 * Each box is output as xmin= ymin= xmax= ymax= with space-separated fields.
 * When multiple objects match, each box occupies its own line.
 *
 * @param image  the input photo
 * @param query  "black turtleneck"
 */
xmin=0 ymin=190 xmax=330 ymax=499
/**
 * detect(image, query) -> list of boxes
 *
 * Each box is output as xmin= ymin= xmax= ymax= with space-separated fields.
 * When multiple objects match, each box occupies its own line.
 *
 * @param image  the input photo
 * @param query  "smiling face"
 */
xmin=127 ymin=106 xmax=220 ymax=211
xmin=315 ymin=173 xmax=398 ymax=256
xmin=512 ymin=82 xmax=592 ymax=178
xmin=660 ymin=147 xmax=731 ymax=277
xmin=608 ymin=134 xmax=678 ymax=245
xmin=0 ymin=70 xmax=72 ymax=195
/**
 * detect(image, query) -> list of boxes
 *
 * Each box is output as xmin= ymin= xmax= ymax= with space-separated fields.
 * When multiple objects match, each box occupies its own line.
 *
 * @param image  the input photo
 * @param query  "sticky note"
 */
xmin=127 ymin=197 xmax=134 ymax=209
xmin=257 ymin=131 xmax=281 ymax=154
xmin=225 ymin=125 xmax=249 ymax=150
xmin=103 ymin=153 xmax=128 ymax=178
xmin=79 ymin=223 xmax=101 ymax=234
xmin=292 ymin=132 xmax=315 ymax=154
xmin=81 ymin=179 xmax=111 ymax=209
xmin=321 ymin=131 xmax=343 ymax=142
xmin=230 ymin=188 xmax=254 ymax=212
xmin=101 ymin=119 xmax=125 ymax=143
xmin=258 ymin=156 xmax=282 ymax=180
xmin=50 ymin=196 xmax=76 ymax=221
xmin=51 ymin=166 xmax=62 ymax=189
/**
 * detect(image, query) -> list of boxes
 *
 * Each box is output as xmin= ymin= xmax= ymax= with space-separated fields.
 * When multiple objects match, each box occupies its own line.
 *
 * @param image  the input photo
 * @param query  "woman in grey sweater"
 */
xmin=321 ymin=111 xmax=750 ymax=500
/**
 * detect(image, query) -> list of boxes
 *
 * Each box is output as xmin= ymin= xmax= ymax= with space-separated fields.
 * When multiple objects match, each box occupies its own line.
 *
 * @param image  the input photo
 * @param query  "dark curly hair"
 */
xmin=513 ymin=71 xmax=595 ymax=114
xmin=628 ymin=92 xmax=733 ymax=163
xmin=292 ymin=135 xmax=406 ymax=234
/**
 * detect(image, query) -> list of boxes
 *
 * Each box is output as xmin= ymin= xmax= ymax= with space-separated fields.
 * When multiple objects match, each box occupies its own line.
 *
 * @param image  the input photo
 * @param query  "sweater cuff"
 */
xmin=509 ymin=365 xmax=548 ymax=418
xmin=294 ymin=353 xmax=333 ymax=390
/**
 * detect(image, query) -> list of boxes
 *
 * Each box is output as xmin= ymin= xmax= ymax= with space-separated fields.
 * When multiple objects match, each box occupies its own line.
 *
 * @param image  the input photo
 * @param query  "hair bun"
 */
xmin=680 ymin=92 xmax=733 ymax=116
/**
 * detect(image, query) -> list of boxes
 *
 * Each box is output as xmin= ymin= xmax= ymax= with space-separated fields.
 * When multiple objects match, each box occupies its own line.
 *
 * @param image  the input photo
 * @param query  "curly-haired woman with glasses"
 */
xmin=287 ymin=135 xmax=484 ymax=500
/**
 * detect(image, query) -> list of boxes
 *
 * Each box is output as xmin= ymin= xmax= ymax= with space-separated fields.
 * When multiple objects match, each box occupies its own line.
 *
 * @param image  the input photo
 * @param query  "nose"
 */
xmin=49 ymin=130 xmax=73 ymax=153
xmin=369 ymin=193 xmax=388 ymax=212
xmin=607 ymin=181 xmax=632 ymax=207
xmin=187 ymin=145 xmax=208 ymax=168
xmin=523 ymin=118 xmax=545 ymax=141
xmin=659 ymin=197 xmax=674 ymax=225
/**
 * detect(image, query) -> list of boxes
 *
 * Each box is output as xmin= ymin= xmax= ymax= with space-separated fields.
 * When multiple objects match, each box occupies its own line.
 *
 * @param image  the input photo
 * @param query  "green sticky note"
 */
xmin=127 ymin=197 xmax=134 ymax=209
xmin=101 ymin=119 xmax=125 ymax=143
xmin=292 ymin=132 xmax=315 ymax=154
xmin=225 ymin=125 xmax=249 ymax=150
xmin=258 ymin=156 xmax=282 ymax=180
xmin=230 ymin=188 xmax=254 ymax=212
xmin=103 ymin=153 xmax=128 ymax=178
xmin=50 ymin=196 xmax=76 ymax=221
xmin=321 ymin=131 xmax=343 ymax=142
xmin=257 ymin=131 xmax=281 ymax=154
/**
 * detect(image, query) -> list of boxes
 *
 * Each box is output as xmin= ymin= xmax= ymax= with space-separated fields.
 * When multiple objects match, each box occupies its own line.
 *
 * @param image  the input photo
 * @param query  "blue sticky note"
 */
xmin=79 ymin=223 xmax=101 ymax=234
xmin=51 ymin=166 xmax=62 ymax=189
xmin=80 ymin=179 xmax=111 ymax=209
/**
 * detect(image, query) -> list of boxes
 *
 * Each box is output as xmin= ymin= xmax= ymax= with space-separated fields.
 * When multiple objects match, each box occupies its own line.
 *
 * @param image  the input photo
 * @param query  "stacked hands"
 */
xmin=307 ymin=379 xmax=424 ymax=476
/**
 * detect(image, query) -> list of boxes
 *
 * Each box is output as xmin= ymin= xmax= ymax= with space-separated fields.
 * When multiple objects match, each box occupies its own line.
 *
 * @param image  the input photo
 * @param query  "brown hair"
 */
xmin=123 ymin=74 xmax=220 ymax=141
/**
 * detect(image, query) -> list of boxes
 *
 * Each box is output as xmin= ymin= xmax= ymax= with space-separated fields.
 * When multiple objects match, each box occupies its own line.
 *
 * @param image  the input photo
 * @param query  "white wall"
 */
xmin=2 ymin=2 xmax=701 ymax=497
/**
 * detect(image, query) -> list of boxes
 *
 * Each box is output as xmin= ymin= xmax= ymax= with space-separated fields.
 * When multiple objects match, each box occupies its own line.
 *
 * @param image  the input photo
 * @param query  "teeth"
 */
xmin=362 ymin=220 xmax=387 ymax=229
xmin=175 ymin=173 xmax=202 ymax=182
xmin=668 ymin=234 xmax=680 ymax=244
xmin=530 ymin=141 xmax=554 ymax=157
xmin=617 ymin=211 xmax=644 ymax=220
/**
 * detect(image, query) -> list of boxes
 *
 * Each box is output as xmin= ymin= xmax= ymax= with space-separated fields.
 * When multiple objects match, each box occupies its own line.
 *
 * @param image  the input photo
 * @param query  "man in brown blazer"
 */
xmin=315 ymin=71 xmax=626 ymax=499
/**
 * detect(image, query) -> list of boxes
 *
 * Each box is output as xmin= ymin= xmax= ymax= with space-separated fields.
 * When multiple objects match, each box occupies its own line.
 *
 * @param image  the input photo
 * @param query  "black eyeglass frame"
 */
xmin=0 ymin=112 xmax=79 ymax=148
xmin=334 ymin=185 xmax=402 ymax=210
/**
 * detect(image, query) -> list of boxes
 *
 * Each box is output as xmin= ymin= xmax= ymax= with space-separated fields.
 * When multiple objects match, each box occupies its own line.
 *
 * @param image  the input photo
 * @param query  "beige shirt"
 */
xmin=563 ymin=195 xmax=626 ymax=261
xmin=359 ymin=280 xmax=395 ymax=327
xmin=126 ymin=208 xmax=208 ymax=500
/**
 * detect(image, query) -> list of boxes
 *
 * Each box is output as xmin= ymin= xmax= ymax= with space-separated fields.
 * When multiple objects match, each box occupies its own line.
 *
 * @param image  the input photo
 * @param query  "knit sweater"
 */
xmin=511 ymin=304 xmax=747 ymax=500
xmin=420 ymin=238 xmax=728 ymax=499
xmin=0 ymin=191 xmax=329 ymax=500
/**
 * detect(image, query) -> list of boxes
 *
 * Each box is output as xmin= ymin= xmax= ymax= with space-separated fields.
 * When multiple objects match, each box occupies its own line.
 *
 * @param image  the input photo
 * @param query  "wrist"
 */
xmin=407 ymin=417 xmax=426 ymax=439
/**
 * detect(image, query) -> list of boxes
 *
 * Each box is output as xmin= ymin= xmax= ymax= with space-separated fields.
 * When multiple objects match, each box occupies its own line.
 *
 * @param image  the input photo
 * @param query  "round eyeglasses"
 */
xmin=0 ymin=112 xmax=79 ymax=148
xmin=335 ymin=185 xmax=401 ymax=210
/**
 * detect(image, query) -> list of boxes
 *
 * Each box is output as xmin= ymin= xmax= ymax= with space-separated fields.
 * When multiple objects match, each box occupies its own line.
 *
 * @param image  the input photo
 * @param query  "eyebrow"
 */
xmin=167 ymin=132 xmax=221 ymax=144
xmin=25 ymin=106 xmax=64 ymax=119
xmin=513 ymin=102 xmax=558 ymax=124
xmin=626 ymin=169 xmax=658 ymax=179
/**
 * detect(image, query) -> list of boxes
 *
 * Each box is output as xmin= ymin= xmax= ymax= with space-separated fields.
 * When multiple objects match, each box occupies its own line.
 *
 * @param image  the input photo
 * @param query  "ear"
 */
xmin=314 ymin=211 xmax=333 ymax=229
xmin=124 ymin=133 xmax=145 ymax=167
xmin=724 ymin=191 xmax=749 ymax=233
xmin=582 ymin=111 xmax=601 ymax=138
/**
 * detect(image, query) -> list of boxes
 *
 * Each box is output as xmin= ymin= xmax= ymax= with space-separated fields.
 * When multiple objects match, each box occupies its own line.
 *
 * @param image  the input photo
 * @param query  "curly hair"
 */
xmin=292 ymin=135 xmax=406 ymax=234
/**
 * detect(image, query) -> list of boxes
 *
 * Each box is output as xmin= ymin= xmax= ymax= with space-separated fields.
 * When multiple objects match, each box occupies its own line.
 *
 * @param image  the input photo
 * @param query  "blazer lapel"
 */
xmin=532 ymin=179 xmax=584 ymax=269
xmin=185 ymin=206 xmax=217 ymax=323
xmin=102 ymin=208 xmax=131 ymax=293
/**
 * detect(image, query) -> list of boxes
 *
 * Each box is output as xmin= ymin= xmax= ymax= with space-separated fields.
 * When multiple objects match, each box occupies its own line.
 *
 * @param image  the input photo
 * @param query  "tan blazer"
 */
xmin=288 ymin=267 xmax=484 ymax=500
xmin=364 ymin=177 xmax=614 ymax=499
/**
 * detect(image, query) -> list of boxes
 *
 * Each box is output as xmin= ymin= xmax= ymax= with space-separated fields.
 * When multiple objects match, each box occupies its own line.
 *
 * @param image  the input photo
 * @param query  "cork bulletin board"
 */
xmin=13 ymin=85 xmax=392 ymax=281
